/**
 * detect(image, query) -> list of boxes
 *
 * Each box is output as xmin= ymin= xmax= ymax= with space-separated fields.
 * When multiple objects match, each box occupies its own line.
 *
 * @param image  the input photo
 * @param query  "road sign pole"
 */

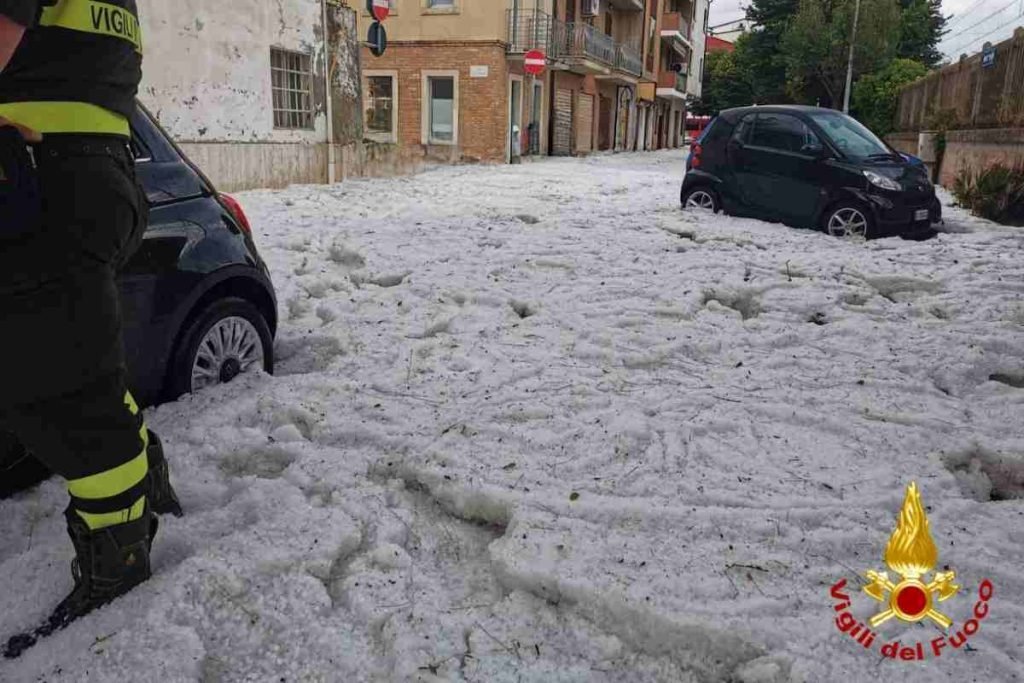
xmin=367 ymin=20 xmax=387 ymax=57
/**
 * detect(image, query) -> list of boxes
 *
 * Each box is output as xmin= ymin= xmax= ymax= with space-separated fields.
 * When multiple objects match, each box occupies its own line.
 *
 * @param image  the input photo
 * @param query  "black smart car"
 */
xmin=680 ymin=106 xmax=941 ymax=239
xmin=1 ymin=104 xmax=278 ymax=496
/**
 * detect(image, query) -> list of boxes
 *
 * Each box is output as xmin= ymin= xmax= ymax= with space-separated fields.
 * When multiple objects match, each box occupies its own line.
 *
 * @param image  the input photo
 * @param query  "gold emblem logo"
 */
xmin=863 ymin=482 xmax=960 ymax=627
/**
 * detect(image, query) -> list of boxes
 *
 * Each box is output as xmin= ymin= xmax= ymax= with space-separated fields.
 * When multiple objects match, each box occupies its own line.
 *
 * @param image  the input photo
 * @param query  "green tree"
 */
xmin=690 ymin=30 xmax=797 ymax=114
xmin=692 ymin=46 xmax=753 ymax=114
xmin=897 ymin=0 xmax=947 ymax=67
xmin=744 ymin=0 xmax=797 ymax=103
xmin=781 ymin=0 xmax=901 ymax=107
xmin=746 ymin=0 xmax=800 ymax=35
xmin=738 ymin=30 xmax=791 ymax=104
xmin=851 ymin=58 xmax=928 ymax=134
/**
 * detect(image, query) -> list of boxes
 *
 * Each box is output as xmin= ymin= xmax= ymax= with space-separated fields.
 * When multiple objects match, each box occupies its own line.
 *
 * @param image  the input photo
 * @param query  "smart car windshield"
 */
xmin=808 ymin=111 xmax=895 ymax=161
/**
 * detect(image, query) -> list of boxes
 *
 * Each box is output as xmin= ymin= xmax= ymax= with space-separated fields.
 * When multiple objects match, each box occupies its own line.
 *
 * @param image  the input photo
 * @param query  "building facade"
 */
xmin=359 ymin=0 xmax=709 ymax=166
xmin=137 ymin=0 xmax=363 ymax=191
xmin=358 ymin=0 xmax=551 ymax=166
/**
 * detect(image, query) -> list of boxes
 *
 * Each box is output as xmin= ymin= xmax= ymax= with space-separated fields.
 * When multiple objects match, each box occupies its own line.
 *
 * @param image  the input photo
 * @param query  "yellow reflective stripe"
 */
xmin=124 ymin=391 xmax=140 ymax=416
xmin=122 ymin=391 xmax=150 ymax=445
xmin=0 ymin=101 xmax=129 ymax=136
xmin=68 ymin=449 xmax=149 ymax=500
xmin=75 ymin=496 xmax=146 ymax=530
xmin=40 ymin=0 xmax=143 ymax=53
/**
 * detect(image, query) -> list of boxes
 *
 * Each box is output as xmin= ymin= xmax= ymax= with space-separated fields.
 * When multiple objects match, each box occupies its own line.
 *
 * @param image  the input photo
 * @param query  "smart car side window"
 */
xmin=751 ymin=114 xmax=817 ymax=153
xmin=732 ymin=115 xmax=754 ymax=144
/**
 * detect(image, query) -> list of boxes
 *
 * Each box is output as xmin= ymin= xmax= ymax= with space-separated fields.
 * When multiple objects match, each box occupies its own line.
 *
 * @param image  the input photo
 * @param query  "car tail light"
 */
xmin=220 ymin=193 xmax=252 ymax=234
xmin=691 ymin=142 xmax=703 ymax=168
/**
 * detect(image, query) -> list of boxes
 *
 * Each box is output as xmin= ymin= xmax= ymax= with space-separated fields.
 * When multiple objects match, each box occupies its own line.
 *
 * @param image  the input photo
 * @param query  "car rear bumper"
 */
xmin=680 ymin=170 xmax=722 ymax=203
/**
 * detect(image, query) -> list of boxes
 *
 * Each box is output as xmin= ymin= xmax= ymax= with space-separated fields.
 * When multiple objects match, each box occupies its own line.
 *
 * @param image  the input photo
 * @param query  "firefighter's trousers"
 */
xmin=0 ymin=134 xmax=154 ymax=529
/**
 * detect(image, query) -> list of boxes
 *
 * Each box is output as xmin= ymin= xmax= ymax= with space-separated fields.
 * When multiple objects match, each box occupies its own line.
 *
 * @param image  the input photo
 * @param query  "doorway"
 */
xmin=529 ymin=80 xmax=543 ymax=155
xmin=598 ymin=95 xmax=612 ymax=151
xmin=509 ymin=77 xmax=523 ymax=162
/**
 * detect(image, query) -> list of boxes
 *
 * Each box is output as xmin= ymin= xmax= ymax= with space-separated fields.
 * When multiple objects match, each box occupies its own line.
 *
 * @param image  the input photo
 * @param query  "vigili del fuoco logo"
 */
xmin=829 ymin=482 xmax=995 ymax=661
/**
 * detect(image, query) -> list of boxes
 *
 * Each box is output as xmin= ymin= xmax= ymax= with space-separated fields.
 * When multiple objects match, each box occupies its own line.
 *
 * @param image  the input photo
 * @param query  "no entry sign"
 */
xmin=524 ymin=49 xmax=546 ymax=76
xmin=367 ymin=0 xmax=389 ymax=21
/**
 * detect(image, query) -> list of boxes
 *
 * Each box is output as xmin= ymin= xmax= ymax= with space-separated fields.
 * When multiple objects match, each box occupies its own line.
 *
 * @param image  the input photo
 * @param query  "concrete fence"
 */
xmin=896 ymin=27 xmax=1024 ymax=131
xmin=891 ymin=26 xmax=1024 ymax=186
xmin=886 ymin=128 xmax=1024 ymax=187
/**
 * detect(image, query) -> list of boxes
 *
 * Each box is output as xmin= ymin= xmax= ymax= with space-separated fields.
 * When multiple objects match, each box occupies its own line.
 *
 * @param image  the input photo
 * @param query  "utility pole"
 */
xmin=842 ymin=0 xmax=861 ymax=113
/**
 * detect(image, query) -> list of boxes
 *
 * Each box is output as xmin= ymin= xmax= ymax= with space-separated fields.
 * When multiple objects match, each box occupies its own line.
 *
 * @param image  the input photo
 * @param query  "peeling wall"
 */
xmin=327 ymin=3 xmax=363 ymax=145
xmin=136 ymin=1 xmax=367 ymax=190
xmin=137 ymin=0 xmax=328 ymax=143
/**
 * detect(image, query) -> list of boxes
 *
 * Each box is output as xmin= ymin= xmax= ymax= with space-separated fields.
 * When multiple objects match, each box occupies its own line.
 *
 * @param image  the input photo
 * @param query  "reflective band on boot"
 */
xmin=0 ymin=102 xmax=129 ymax=136
xmin=67 ymin=425 xmax=149 ymax=530
xmin=74 ymin=496 xmax=146 ymax=530
xmin=67 ymin=448 xmax=148 ymax=501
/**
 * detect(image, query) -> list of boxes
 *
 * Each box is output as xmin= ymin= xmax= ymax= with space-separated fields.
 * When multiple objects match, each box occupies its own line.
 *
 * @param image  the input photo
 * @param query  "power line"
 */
xmin=940 ymin=0 xmax=1018 ymax=52
xmin=942 ymin=0 xmax=1018 ymax=43
xmin=945 ymin=0 xmax=997 ymax=30
xmin=944 ymin=21 xmax=1016 ymax=56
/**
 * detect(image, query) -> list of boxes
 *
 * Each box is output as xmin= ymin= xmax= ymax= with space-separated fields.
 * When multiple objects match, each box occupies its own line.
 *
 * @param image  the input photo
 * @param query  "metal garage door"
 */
xmin=553 ymin=88 xmax=573 ymax=156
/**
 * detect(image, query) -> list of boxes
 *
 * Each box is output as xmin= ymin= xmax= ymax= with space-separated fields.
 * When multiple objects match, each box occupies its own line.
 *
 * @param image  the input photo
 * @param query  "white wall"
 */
xmin=137 ymin=0 xmax=327 ymax=143
xmin=687 ymin=0 xmax=708 ymax=98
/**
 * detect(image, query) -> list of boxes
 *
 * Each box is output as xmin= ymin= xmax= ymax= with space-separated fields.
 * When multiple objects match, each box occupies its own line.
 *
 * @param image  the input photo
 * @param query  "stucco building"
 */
xmin=137 ymin=0 xmax=363 ymax=191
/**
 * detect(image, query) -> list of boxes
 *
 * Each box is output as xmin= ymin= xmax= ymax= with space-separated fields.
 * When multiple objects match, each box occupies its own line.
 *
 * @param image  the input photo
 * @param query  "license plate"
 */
xmin=914 ymin=209 xmax=929 ymax=221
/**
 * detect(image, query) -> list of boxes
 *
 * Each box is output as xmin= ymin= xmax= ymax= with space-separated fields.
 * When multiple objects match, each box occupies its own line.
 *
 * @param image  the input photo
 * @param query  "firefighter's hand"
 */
xmin=0 ymin=116 xmax=42 ymax=143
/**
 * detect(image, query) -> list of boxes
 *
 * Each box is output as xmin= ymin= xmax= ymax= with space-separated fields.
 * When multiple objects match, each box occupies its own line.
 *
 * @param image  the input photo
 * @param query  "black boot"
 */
xmin=146 ymin=430 xmax=183 ymax=517
xmin=4 ymin=507 xmax=153 ymax=658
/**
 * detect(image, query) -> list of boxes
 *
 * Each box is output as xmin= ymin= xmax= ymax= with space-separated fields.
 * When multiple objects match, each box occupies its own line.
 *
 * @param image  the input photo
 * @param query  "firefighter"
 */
xmin=0 ymin=0 xmax=182 ymax=656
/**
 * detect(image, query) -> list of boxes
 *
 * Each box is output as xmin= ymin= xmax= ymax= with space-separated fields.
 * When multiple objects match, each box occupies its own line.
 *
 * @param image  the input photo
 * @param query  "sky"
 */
xmin=708 ymin=0 xmax=1021 ymax=60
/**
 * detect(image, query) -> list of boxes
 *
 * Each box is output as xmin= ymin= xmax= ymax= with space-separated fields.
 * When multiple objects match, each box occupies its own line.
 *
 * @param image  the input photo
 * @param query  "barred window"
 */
xmin=271 ymin=47 xmax=314 ymax=129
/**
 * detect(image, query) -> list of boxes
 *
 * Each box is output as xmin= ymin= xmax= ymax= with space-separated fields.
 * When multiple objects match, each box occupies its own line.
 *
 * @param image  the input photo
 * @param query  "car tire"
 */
xmin=167 ymin=297 xmax=274 ymax=399
xmin=822 ymin=201 xmax=874 ymax=240
xmin=681 ymin=186 xmax=721 ymax=213
xmin=0 ymin=431 xmax=51 ymax=499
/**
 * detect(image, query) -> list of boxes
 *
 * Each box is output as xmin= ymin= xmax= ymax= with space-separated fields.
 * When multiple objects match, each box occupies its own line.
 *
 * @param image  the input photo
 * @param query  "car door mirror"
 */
xmin=801 ymin=142 xmax=827 ymax=159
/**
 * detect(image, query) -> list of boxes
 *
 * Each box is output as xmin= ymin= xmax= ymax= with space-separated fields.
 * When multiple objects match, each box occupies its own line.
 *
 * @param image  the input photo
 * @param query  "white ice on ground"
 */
xmin=2 ymin=151 xmax=1023 ymax=682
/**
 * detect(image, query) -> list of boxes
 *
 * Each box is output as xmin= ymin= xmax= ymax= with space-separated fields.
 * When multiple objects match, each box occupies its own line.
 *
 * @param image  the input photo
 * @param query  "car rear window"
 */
xmin=695 ymin=117 xmax=717 ymax=143
xmin=701 ymin=117 xmax=734 ymax=148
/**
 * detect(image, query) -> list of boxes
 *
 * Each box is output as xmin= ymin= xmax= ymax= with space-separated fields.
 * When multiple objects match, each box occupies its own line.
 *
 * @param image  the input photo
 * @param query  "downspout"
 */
xmin=322 ymin=0 xmax=337 ymax=184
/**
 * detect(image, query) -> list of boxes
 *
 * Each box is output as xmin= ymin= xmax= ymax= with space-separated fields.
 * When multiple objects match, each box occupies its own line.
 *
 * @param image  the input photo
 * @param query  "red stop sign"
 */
xmin=369 ymin=0 xmax=389 ymax=21
xmin=524 ymin=50 xmax=546 ymax=76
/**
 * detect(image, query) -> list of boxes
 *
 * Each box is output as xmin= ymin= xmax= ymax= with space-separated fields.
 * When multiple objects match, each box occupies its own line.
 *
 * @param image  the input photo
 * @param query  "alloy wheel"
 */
xmin=685 ymin=190 xmax=716 ymax=211
xmin=827 ymin=207 xmax=868 ymax=239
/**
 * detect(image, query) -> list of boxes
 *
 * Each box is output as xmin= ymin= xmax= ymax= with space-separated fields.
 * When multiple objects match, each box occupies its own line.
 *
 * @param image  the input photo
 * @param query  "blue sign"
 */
xmin=982 ymin=45 xmax=996 ymax=69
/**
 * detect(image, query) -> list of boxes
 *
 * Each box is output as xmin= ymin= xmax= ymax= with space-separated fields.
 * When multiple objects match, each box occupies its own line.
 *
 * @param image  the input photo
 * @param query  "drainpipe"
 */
xmin=322 ymin=0 xmax=338 ymax=184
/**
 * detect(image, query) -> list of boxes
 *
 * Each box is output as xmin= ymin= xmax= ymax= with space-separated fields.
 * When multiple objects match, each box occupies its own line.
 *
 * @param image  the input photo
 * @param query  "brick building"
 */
xmin=357 ymin=0 xmax=708 ymax=166
xmin=358 ymin=0 xmax=552 ymax=165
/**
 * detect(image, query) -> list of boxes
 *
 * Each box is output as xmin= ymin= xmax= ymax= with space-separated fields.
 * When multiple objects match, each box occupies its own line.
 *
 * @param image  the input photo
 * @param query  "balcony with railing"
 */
xmin=661 ymin=11 xmax=693 ymax=51
xmin=509 ymin=12 xmax=643 ymax=80
xmin=506 ymin=9 xmax=554 ymax=54
xmin=657 ymin=69 xmax=687 ymax=94
xmin=553 ymin=20 xmax=617 ymax=66
xmin=614 ymin=44 xmax=643 ymax=77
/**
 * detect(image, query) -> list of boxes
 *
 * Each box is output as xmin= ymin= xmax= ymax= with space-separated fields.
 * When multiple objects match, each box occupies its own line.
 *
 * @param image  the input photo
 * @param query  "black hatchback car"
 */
xmin=1 ymin=104 xmax=278 ymax=496
xmin=680 ymin=106 xmax=941 ymax=239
